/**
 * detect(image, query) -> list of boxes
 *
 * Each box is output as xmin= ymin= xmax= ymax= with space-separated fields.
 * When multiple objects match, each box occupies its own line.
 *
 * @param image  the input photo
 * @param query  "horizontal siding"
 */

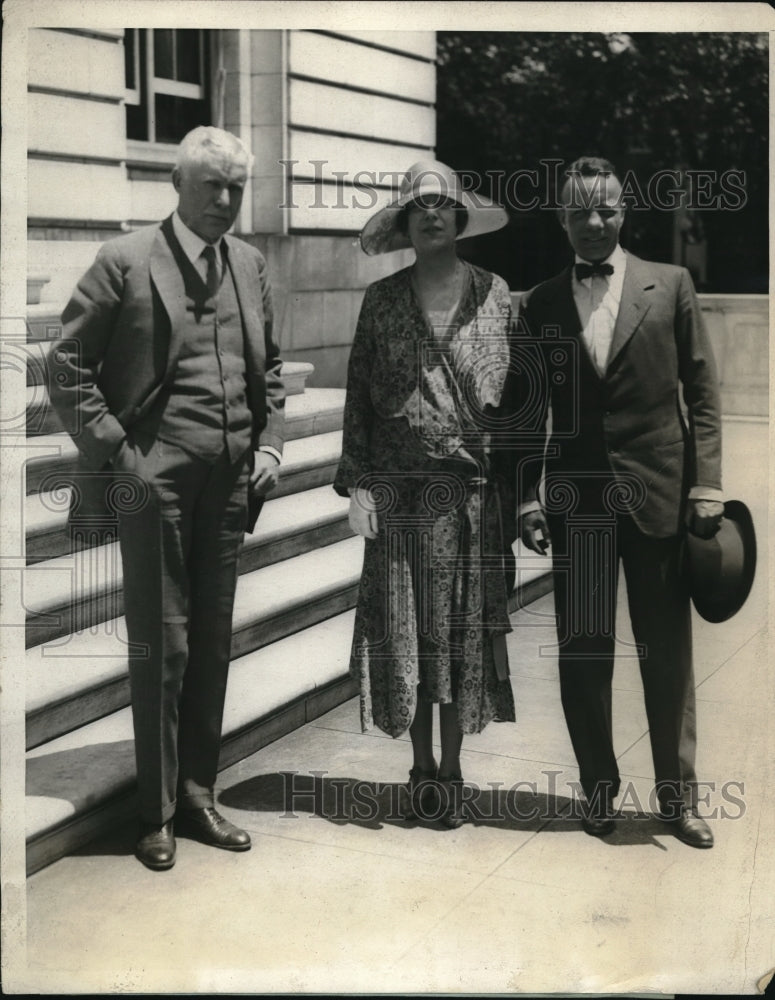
xmin=288 ymin=131 xmax=433 ymax=187
xmin=289 ymin=31 xmax=435 ymax=104
xmin=28 ymin=28 xmax=125 ymax=101
xmin=288 ymin=182 xmax=387 ymax=232
xmin=28 ymin=92 xmax=126 ymax=161
xmin=129 ymin=179 xmax=177 ymax=224
xmin=289 ymin=78 xmax=435 ymax=147
xmin=28 ymin=160 xmax=129 ymax=223
xmin=26 ymin=241 xmax=106 ymax=304
xmin=323 ymin=30 xmax=436 ymax=61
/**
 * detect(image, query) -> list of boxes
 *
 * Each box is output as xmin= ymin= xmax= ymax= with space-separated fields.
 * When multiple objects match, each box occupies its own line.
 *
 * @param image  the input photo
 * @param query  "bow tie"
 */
xmin=575 ymin=261 xmax=614 ymax=281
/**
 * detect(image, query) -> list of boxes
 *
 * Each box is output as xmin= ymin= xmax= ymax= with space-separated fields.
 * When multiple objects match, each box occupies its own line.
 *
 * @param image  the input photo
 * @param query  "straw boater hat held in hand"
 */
xmin=360 ymin=159 xmax=509 ymax=255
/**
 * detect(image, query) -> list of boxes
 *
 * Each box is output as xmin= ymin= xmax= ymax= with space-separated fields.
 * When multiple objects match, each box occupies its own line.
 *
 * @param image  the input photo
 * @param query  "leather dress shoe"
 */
xmin=581 ymin=814 xmax=616 ymax=837
xmin=662 ymin=806 xmax=714 ymax=849
xmin=135 ymin=820 xmax=176 ymax=870
xmin=177 ymin=807 xmax=251 ymax=851
xmin=580 ymin=794 xmax=616 ymax=837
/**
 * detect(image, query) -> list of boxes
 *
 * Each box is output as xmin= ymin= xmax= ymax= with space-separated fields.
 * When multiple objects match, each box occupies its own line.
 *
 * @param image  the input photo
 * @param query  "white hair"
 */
xmin=175 ymin=126 xmax=254 ymax=172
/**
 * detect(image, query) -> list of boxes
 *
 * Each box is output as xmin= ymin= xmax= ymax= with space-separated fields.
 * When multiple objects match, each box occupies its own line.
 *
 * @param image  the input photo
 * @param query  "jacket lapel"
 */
xmin=607 ymin=252 xmax=654 ymax=369
xmin=555 ymin=266 xmax=582 ymax=338
xmin=150 ymin=217 xmax=187 ymax=381
xmin=548 ymin=267 xmax=604 ymax=380
xmin=224 ymin=235 xmax=263 ymax=372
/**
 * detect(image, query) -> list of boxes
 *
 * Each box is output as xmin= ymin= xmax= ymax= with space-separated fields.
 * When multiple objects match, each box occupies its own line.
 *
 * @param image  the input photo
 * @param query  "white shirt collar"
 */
xmin=172 ymin=211 xmax=223 ymax=266
xmin=574 ymin=243 xmax=627 ymax=275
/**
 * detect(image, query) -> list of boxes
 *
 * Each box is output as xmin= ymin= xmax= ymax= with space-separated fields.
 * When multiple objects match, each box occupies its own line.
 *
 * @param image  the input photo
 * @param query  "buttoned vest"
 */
xmin=135 ymin=237 xmax=252 ymax=463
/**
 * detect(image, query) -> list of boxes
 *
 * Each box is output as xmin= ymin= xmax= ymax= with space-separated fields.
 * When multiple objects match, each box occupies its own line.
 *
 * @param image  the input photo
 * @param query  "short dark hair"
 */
xmin=396 ymin=202 xmax=470 ymax=237
xmin=560 ymin=157 xmax=621 ymax=209
xmin=564 ymin=156 xmax=618 ymax=180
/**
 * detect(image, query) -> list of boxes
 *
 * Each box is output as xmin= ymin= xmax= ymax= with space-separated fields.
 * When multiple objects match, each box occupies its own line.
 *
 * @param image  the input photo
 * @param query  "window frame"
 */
xmin=124 ymin=27 xmax=209 ymax=144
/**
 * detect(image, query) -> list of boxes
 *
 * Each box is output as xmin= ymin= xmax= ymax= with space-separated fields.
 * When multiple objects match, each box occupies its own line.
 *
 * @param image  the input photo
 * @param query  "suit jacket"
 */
xmin=48 ymin=216 xmax=285 ymax=532
xmin=512 ymin=251 xmax=722 ymax=538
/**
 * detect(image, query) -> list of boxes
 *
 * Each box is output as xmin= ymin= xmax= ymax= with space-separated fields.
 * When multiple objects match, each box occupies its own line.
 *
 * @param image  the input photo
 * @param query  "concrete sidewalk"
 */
xmin=19 ymin=419 xmax=772 ymax=994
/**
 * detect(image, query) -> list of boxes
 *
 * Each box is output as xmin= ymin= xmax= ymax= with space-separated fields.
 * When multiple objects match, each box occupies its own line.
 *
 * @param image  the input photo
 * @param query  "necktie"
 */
xmin=201 ymin=244 xmax=220 ymax=298
xmin=575 ymin=261 xmax=614 ymax=282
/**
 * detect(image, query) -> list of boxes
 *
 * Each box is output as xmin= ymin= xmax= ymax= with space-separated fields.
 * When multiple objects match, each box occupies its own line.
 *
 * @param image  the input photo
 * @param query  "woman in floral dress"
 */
xmin=333 ymin=160 xmax=516 ymax=827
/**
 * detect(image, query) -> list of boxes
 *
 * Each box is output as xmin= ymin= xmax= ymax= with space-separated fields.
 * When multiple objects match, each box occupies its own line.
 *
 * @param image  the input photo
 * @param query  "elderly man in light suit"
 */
xmin=511 ymin=157 xmax=723 ymax=848
xmin=49 ymin=126 xmax=285 ymax=870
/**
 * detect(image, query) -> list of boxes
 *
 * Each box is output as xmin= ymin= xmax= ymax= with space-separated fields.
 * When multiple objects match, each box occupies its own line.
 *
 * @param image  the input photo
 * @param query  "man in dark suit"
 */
xmin=49 ymin=126 xmax=285 ymax=870
xmin=512 ymin=157 xmax=723 ymax=847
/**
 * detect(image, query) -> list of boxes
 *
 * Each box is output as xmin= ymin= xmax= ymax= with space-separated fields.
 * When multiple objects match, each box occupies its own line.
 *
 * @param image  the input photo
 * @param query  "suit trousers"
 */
xmin=548 ymin=512 xmax=697 ymax=816
xmin=116 ymin=433 xmax=250 ymax=824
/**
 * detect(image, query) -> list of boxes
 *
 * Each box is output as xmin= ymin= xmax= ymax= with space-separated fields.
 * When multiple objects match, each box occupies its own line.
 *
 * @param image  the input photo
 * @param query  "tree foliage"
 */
xmin=437 ymin=32 xmax=768 ymax=292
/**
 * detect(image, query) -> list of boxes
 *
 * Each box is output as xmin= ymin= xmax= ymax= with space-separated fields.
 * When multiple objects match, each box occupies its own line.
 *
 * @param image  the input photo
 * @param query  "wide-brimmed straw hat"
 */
xmin=360 ymin=159 xmax=509 ymax=255
xmin=686 ymin=500 xmax=757 ymax=623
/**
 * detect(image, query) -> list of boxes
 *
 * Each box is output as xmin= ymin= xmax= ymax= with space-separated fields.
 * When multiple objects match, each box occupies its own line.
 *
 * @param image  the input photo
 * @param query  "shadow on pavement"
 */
xmin=219 ymin=771 xmax=671 ymax=848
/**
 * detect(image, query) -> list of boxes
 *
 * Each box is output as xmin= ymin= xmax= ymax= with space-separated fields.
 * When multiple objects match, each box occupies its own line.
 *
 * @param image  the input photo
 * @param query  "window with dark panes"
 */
xmin=124 ymin=28 xmax=210 ymax=144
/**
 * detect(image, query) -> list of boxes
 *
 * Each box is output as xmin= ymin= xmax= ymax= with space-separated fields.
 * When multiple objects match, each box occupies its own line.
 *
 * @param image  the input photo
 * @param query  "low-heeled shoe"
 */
xmin=177 ymin=807 xmax=251 ymax=851
xmin=661 ymin=806 xmax=714 ymax=849
xmin=403 ymin=762 xmax=439 ymax=821
xmin=438 ymin=772 xmax=465 ymax=829
xmin=135 ymin=820 xmax=176 ymax=870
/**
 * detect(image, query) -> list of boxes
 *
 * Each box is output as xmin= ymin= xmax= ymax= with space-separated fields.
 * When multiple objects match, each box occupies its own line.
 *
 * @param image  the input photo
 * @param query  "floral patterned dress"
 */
xmin=333 ymin=261 xmax=517 ymax=737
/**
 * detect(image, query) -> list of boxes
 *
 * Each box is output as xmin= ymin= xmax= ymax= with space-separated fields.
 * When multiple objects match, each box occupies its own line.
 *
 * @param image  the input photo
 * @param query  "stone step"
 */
xmin=25 ymin=342 xmax=54 ymax=387
xmin=28 ymin=274 xmax=51 ymax=306
xmin=26 ymin=521 xmax=550 ymax=744
xmin=25 ymin=511 xmax=362 ymax=642
xmin=26 ymin=383 xmax=343 ymax=439
xmin=25 ymin=534 xmax=363 ymax=744
xmin=25 ymin=609 xmax=358 ymax=875
xmin=26 ymin=303 xmax=63 ymax=343
xmin=27 ymin=475 xmax=351 ymax=568
xmin=25 ymin=485 xmax=353 ymax=651
xmin=24 ymin=557 xmax=553 ymax=876
xmin=23 ymin=321 xmax=315 ymax=397
xmin=26 ymin=391 xmax=345 ymax=562
xmin=25 ymin=427 xmax=343 ymax=497
xmin=23 ymin=505 xmax=546 ymax=651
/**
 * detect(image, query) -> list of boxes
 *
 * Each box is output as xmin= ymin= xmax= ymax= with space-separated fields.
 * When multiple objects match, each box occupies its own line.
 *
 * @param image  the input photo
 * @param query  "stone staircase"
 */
xmin=23 ymin=289 xmax=552 ymax=876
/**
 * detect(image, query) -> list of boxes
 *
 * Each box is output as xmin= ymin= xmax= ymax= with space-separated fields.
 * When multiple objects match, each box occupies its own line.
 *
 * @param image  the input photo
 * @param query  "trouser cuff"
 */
xmin=140 ymin=798 xmax=177 ymax=826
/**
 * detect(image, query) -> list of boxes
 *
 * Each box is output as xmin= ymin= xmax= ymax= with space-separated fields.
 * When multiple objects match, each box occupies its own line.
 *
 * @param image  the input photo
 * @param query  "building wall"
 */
xmin=28 ymin=28 xmax=128 ymax=239
xmin=25 ymin=28 xmax=768 ymax=410
xmin=249 ymin=233 xmax=411 ymax=389
xmin=26 ymin=28 xmax=434 ymax=381
xmin=699 ymin=295 xmax=769 ymax=417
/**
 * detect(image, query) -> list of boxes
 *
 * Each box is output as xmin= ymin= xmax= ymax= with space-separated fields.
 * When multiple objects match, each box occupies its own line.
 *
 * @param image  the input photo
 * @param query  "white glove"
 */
xmin=348 ymin=488 xmax=378 ymax=539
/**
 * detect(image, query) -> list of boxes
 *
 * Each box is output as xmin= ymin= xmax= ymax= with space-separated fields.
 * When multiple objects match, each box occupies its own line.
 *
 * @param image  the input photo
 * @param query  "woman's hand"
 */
xmin=348 ymin=488 xmax=379 ymax=539
xmin=518 ymin=508 xmax=551 ymax=554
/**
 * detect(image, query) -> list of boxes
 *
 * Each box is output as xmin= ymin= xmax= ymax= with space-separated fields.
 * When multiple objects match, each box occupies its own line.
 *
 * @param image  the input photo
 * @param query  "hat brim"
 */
xmin=359 ymin=193 xmax=509 ymax=255
xmin=687 ymin=499 xmax=757 ymax=623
